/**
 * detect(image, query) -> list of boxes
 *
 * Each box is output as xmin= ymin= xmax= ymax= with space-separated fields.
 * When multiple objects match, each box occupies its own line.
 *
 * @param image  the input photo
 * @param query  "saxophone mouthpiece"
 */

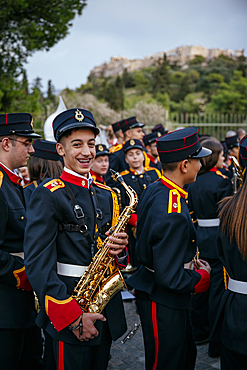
xmin=110 ymin=169 xmax=124 ymax=183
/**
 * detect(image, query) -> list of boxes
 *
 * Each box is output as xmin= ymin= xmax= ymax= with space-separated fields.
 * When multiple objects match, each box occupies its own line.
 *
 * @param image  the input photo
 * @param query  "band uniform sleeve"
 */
xmin=0 ymin=190 xmax=29 ymax=289
xmin=24 ymin=186 xmax=82 ymax=332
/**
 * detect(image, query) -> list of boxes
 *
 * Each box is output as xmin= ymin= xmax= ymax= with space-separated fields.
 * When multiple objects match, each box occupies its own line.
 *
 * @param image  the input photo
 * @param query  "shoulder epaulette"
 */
xmin=216 ymin=170 xmax=227 ymax=179
xmin=0 ymin=171 xmax=4 ymax=188
xmin=110 ymin=144 xmax=123 ymax=154
xmin=119 ymin=170 xmax=129 ymax=176
xmin=144 ymin=151 xmax=150 ymax=167
xmin=168 ymin=189 xmax=182 ymax=214
xmin=43 ymin=179 xmax=65 ymax=192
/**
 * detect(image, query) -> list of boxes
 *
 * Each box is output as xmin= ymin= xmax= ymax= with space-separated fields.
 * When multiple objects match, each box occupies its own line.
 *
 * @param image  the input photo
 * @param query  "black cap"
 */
xmin=95 ymin=144 xmax=109 ymax=157
xmin=53 ymin=108 xmax=99 ymax=141
xmin=123 ymin=139 xmax=144 ymax=154
xmin=239 ymin=135 xmax=247 ymax=168
xmin=143 ymin=132 xmax=162 ymax=146
xmin=32 ymin=139 xmax=61 ymax=161
xmin=225 ymin=134 xmax=240 ymax=150
xmin=156 ymin=127 xmax=212 ymax=163
xmin=152 ymin=124 xmax=168 ymax=135
xmin=120 ymin=117 xmax=145 ymax=133
xmin=112 ymin=120 xmax=123 ymax=133
xmin=0 ymin=113 xmax=41 ymax=138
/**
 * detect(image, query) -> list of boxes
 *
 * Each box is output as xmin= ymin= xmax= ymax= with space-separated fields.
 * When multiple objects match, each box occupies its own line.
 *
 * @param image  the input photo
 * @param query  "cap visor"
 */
xmin=17 ymin=132 xmax=42 ymax=138
xmin=192 ymin=147 xmax=212 ymax=158
xmin=59 ymin=122 xmax=99 ymax=136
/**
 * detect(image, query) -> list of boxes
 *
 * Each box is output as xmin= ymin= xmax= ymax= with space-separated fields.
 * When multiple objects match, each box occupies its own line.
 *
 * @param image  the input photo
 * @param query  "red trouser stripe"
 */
xmin=58 ymin=341 xmax=64 ymax=370
xmin=152 ymin=301 xmax=159 ymax=370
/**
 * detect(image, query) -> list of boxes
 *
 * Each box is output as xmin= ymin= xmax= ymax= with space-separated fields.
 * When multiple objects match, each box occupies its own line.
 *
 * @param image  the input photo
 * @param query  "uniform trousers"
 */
xmin=53 ymin=320 xmax=112 ymax=370
xmin=136 ymin=290 xmax=197 ymax=370
xmin=0 ymin=325 xmax=43 ymax=370
xmin=220 ymin=344 xmax=247 ymax=370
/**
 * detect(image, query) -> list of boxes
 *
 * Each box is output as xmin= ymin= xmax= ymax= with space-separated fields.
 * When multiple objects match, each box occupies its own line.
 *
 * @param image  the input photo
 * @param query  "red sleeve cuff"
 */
xmin=45 ymin=296 xmax=82 ymax=332
xmin=13 ymin=267 xmax=32 ymax=291
xmin=128 ymin=213 xmax=137 ymax=227
xmin=194 ymin=269 xmax=210 ymax=293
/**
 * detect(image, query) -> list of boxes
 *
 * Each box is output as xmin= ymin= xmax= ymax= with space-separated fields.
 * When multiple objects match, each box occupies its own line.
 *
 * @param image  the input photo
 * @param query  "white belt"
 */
xmin=197 ymin=218 xmax=220 ymax=227
xmin=228 ymin=277 xmax=247 ymax=295
xmin=57 ymin=262 xmax=88 ymax=277
xmin=10 ymin=252 xmax=24 ymax=259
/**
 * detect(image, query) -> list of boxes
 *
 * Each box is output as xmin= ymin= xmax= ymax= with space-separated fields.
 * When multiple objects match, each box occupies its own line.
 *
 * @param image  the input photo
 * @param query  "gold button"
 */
xmin=20 ymin=216 xmax=24 ymax=220
xmin=140 ymin=175 xmax=143 ymax=178
xmin=186 ymin=200 xmax=188 ymax=204
xmin=192 ymin=239 xmax=195 ymax=243
xmin=173 ymin=192 xmax=176 ymax=195
xmin=173 ymin=203 xmax=178 ymax=208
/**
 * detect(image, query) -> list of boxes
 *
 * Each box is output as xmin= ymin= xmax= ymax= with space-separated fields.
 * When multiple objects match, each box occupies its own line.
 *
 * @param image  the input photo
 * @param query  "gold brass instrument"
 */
xmin=112 ymin=187 xmax=122 ymax=213
xmin=230 ymin=156 xmax=243 ymax=193
xmin=71 ymin=169 xmax=138 ymax=314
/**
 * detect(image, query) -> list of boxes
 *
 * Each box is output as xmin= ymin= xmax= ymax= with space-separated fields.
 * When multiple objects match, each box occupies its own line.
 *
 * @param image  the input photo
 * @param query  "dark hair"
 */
xmin=161 ymin=161 xmax=180 ymax=172
xmin=28 ymin=156 xmax=63 ymax=182
xmin=199 ymin=138 xmax=223 ymax=174
xmin=219 ymin=171 xmax=247 ymax=260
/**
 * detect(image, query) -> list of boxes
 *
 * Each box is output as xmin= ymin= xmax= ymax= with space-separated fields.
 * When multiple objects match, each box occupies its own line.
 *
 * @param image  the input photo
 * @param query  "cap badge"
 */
xmin=130 ymin=139 xmax=135 ymax=146
xmin=157 ymin=132 xmax=161 ymax=137
xmin=75 ymin=109 xmax=84 ymax=122
xmin=98 ymin=145 xmax=103 ymax=151
xmin=30 ymin=117 xmax=33 ymax=129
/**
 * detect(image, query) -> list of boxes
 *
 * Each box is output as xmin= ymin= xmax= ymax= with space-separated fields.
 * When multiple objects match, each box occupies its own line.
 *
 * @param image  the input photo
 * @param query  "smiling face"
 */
xmin=56 ymin=129 xmax=96 ymax=177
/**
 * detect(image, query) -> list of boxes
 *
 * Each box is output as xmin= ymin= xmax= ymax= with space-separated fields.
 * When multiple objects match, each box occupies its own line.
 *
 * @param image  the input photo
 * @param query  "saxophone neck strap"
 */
xmin=64 ymin=184 xmax=96 ymax=257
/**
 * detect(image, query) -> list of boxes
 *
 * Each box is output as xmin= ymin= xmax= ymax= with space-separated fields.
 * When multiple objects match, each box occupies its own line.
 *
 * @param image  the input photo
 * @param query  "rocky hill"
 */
xmin=89 ymin=45 xmax=244 ymax=79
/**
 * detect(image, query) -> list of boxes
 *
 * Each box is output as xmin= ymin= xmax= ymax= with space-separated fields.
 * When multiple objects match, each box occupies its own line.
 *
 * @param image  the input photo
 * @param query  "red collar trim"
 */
xmin=0 ymin=163 xmax=22 ymax=185
xmin=209 ymin=167 xmax=217 ymax=172
xmin=160 ymin=175 xmax=188 ymax=199
xmin=60 ymin=170 xmax=90 ymax=188
xmin=90 ymin=170 xmax=104 ymax=183
xmin=147 ymin=153 xmax=155 ymax=163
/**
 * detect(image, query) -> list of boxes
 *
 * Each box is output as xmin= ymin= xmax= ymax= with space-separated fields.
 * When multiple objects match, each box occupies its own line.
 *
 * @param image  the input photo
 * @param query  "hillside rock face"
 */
xmin=89 ymin=45 xmax=244 ymax=79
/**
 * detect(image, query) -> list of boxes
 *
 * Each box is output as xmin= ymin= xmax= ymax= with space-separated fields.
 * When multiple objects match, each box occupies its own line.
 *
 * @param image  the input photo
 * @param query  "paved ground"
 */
xmin=108 ymin=298 xmax=220 ymax=370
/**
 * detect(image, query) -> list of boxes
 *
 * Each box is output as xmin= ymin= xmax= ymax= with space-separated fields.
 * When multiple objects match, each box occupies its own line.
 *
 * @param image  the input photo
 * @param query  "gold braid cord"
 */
xmin=223 ymin=266 xmax=229 ymax=290
xmin=71 ymin=170 xmax=138 ymax=314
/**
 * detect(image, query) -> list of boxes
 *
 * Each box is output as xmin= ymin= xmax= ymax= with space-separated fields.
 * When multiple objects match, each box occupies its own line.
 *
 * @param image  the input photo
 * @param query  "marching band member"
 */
xmin=90 ymin=144 xmax=110 ymax=184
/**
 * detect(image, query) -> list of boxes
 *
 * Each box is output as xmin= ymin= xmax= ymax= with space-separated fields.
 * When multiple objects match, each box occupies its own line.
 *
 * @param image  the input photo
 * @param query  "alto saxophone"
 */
xmin=71 ymin=169 xmax=138 ymax=314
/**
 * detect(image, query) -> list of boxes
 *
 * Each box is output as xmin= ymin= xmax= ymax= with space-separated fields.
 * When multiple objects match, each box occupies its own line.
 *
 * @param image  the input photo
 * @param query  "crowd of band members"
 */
xmin=0 ymin=108 xmax=247 ymax=370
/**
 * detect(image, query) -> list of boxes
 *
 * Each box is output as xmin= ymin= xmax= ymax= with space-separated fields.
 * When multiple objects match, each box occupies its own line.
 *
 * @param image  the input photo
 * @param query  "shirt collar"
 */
xmin=130 ymin=167 xmax=144 ymax=175
xmin=90 ymin=170 xmax=104 ymax=183
xmin=160 ymin=175 xmax=188 ymax=199
xmin=0 ymin=162 xmax=22 ymax=185
xmin=60 ymin=167 xmax=93 ymax=189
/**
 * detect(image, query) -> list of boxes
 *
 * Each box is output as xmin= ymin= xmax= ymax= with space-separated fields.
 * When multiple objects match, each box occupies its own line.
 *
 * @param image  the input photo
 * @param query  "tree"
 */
xmin=152 ymin=53 xmax=170 ymax=96
xmin=47 ymin=80 xmax=56 ymax=103
xmin=0 ymin=0 xmax=87 ymax=111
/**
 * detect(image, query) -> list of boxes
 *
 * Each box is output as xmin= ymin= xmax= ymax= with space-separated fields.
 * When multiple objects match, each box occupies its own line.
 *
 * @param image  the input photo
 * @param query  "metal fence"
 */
xmin=166 ymin=113 xmax=247 ymax=141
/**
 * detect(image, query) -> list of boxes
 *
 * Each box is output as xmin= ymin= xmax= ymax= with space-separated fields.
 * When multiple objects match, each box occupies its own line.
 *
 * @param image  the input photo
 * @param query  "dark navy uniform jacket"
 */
xmin=0 ymin=163 xmax=36 ymax=329
xmin=106 ymin=144 xmax=150 ymax=186
xmin=118 ymin=167 xmax=161 ymax=209
xmin=23 ymin=180 xmax=40 ymax=204
xmin=127 ymin=176 xmax=209 ymax=310
xmin=146 ymin=153 xmax=162 ymax=172
xmin=24 ymin=169 xmax=127 ymax=346
xmin=214 ymin=225 xmax=247 ymax=355
xmin=188 ymin=168 xmax=233 ymax=259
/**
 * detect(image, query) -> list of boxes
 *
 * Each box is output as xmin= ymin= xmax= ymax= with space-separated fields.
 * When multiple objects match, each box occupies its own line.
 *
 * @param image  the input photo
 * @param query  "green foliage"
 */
xmin=152 ymin=54 xmax=171 ymax=96
xmin=189 ymin=55 xmax=206 ymax=66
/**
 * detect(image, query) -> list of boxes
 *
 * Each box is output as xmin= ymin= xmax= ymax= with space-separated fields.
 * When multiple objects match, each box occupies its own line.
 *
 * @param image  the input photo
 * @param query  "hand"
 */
xmin=71 ymin=313 xmax=106 ymax=342
xmin=18 ymin=166 xmax=30 ymax=180
xmin=105 ymin=231 xmax=128 ymax=256
xmin=194 ymin=259 xmax=211 ymax=275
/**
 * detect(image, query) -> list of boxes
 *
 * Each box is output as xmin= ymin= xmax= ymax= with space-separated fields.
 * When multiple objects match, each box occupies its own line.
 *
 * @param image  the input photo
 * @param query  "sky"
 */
xmin=25 ymin=0 xmax=247 ymax=93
